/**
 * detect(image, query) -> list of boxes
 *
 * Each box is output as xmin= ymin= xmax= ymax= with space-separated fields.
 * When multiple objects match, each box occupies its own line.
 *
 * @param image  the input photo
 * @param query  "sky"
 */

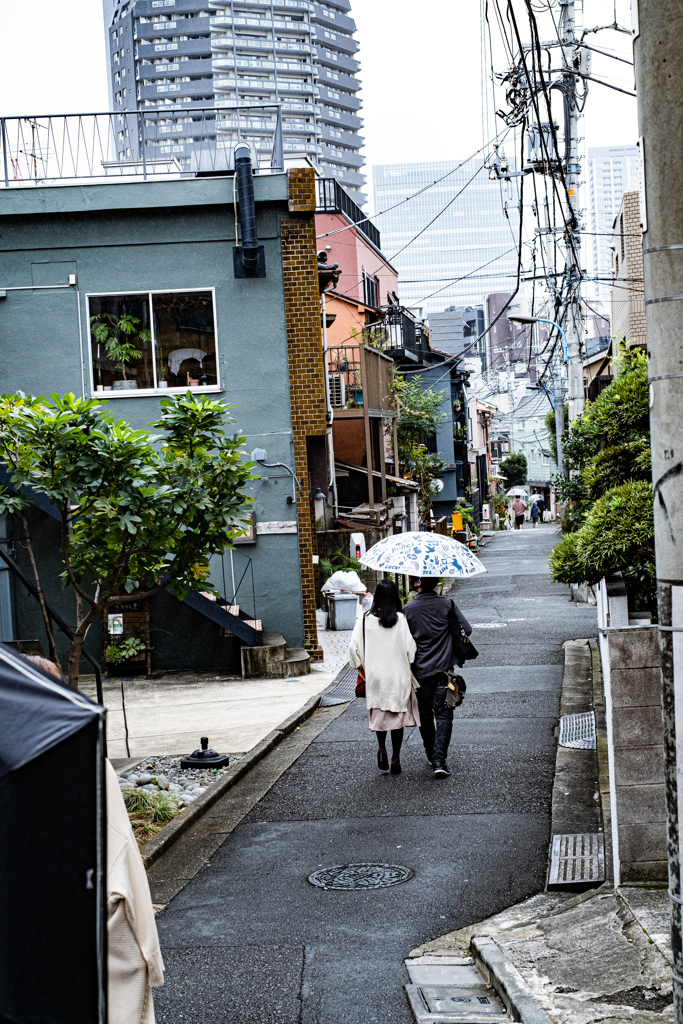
xmin=0 ymin=0 xmax=638 ymax=192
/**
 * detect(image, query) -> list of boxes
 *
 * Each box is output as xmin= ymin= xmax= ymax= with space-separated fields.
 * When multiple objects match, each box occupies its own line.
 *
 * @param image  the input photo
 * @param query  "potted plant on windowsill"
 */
xmin=90 ymin=313 xmax=149 ymax=390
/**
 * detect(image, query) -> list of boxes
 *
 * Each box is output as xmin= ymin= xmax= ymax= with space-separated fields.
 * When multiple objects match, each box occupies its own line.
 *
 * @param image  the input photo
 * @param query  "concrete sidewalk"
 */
xmin=411 ymin=886 xmax=672 ymax=1023
xmin=408 ymin=574 xmax=675 ymax=1023
xmin=82 ymin=631 xmax=342 ymax=760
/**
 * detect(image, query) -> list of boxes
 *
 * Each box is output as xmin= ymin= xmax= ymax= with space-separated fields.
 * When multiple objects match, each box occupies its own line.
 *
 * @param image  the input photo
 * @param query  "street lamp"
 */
xmin=507 ymin=314 xmax=567 ymax=362
xmin=508 ymin=314 xmax=566 ymax=475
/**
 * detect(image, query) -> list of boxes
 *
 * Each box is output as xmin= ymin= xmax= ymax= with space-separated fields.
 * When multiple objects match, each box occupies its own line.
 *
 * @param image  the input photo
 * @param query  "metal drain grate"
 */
xmin=308 ymin=863 xmax=413 ymax=890
xmin=559 ymin=711 xmax=596 ymax=749
xmin=319 ymin=665 xmax=358 ymax=707
xmin=548 ymin=833 xmax=605 ymax=889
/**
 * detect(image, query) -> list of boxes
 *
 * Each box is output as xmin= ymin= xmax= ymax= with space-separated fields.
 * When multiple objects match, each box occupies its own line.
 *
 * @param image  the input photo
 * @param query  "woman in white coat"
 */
xmin=349 ymin=579 xmax=419 ymax=775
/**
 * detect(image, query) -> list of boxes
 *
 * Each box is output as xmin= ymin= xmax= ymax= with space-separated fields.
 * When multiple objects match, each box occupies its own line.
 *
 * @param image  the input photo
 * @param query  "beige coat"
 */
xmin=106 ymin=760 xmax=164 ymax=1024
xmin=349 ymin=612 xmax=417 ymax=713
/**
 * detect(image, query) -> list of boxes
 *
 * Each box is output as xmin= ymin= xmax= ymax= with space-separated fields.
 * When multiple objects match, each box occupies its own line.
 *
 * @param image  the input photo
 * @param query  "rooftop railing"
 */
xmin=0 ymin=105 xmax=285 ymax=188
xmin=316 ymin=176 xmax=380 ymax=249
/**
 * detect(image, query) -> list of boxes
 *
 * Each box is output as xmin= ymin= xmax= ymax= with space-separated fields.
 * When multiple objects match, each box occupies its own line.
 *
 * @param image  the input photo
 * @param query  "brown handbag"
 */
xmin=355 ymin=613 xmax=367 ymax=698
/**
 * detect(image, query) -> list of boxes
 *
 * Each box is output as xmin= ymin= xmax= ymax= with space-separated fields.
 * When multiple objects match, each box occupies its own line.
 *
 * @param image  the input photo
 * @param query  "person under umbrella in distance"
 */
xmin=349 ymin=579 xmax=418 ymax=776
xmin=403 ymin=578 xmax=472 ymax=777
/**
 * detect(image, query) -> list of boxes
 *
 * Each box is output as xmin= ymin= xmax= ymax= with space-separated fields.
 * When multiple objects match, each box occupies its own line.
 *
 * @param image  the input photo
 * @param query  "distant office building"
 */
xmin=486 ymin=292 xmax=545 ymax=379
xmin=586 ymin=145 xmax=639 ymax=302
xmin=101 ymin=0 xmax=366 ymax=201
xmin=428 ymin=305 xmax=486 ymax=368
xmin=372 ymin=159 xmax=520 ymax=315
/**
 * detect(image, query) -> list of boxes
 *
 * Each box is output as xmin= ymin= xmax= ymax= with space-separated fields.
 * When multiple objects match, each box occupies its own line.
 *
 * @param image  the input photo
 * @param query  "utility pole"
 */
xmin=633 ymin=2 xmax=683 ymax=1019
xmin=559 ymin=0 xmax=585 ymax=423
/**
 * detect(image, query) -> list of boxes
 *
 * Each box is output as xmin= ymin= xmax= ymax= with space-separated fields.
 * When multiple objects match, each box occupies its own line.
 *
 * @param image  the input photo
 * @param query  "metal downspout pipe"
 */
xmin=321 ymin=290 xmax=339 ymax=519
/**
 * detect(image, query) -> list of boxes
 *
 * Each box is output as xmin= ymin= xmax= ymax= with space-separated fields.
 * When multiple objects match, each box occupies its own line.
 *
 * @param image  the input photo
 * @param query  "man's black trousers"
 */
xmin=415 ymin=671 xmax=453 ymax=765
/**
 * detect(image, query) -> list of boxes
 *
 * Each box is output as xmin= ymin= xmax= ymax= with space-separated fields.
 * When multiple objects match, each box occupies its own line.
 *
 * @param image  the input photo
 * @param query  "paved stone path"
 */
xmin=153 ymin=525 xmax=597 ymax=1024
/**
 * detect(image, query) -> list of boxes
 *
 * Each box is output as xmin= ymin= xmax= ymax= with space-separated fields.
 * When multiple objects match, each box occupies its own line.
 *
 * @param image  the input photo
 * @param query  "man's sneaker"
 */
xmin=433 ymin=763 xmax=451 ymax=777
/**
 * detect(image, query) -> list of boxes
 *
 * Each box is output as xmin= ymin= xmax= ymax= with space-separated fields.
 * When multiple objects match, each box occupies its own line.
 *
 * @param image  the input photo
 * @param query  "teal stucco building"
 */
xmin=0 ymin=166 xmax=328 ymax=677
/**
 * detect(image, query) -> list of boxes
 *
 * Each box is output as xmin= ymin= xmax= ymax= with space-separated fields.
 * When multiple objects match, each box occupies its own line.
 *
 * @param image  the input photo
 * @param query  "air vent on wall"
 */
xmin=329 ymin=374 xmax=346 ymax=408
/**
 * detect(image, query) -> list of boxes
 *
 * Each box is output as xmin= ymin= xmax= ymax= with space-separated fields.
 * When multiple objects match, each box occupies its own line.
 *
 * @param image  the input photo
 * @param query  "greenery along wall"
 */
xmin=548 ymin=347 xmax=655 ymax=613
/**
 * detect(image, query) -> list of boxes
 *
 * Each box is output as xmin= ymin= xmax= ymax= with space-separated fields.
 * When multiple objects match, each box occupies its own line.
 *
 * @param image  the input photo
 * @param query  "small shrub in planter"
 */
xmin=105 ymin=636 xmax=146 ymax=664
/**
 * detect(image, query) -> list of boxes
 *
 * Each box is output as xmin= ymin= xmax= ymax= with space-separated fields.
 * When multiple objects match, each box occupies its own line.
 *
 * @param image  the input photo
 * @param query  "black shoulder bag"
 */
xmin=449 ymin=599 xmax=478 ymax=665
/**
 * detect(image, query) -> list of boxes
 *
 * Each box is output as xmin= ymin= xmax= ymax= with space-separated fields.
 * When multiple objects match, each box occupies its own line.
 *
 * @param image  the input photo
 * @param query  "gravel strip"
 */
xmin=118 ymin=753 xmax=246 ymax=808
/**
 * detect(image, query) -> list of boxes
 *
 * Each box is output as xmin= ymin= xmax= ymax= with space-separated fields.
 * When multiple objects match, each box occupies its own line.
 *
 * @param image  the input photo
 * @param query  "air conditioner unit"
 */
xmin=329 ymin=373 xmax=346 ymax=408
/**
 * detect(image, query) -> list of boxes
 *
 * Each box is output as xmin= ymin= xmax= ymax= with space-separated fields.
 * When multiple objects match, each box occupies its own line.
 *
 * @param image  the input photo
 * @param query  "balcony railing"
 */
xmin=0 ymin=105 xmax=285 ymax=187
xmin=316 ymin=176 xmax=379 ymax=248
xmin=363 ymin=308 xmax=427 ymax=357
xmin=327 ymin=343 xmax=396 ymax=415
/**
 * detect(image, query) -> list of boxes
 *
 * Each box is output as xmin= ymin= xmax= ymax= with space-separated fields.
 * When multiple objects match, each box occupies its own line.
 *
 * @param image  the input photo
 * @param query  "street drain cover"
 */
xmin=548 ymin=832 xmax=605 ymax=889
xmin=405 ymin=984 xmax=507 ymax=1021
xmin=319 ymin=665 xmax=358 ymax=707
xmin=559 ymin=711 xmax=596 ymax=749
xmin=308 ymin=863 xmax=413 ymax=890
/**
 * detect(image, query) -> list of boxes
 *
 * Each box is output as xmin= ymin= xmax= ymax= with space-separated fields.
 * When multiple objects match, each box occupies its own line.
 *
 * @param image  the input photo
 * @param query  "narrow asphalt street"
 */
xmin=154 ymin=525 xmax=597 ymax=1024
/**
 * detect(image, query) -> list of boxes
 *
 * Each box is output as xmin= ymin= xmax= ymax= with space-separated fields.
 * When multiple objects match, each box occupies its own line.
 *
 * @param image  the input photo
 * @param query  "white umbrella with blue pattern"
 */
xmin=360 ymin=531 xmax=487 ymax=578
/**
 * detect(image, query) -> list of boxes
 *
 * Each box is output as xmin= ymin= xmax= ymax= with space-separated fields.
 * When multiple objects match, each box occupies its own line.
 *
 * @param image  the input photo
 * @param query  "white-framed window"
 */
xmin=86 ymin=288 xmax=220 ymax=397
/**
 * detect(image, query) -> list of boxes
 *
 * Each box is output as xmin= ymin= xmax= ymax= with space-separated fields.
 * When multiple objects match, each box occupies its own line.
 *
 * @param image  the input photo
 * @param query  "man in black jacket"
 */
xmin=403 ymin=577 xmax=472 ymax=777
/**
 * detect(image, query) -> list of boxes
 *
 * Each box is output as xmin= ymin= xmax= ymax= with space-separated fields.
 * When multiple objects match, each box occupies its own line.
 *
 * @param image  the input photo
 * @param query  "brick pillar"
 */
xmin=281 ymin=168 xmax=326 ymax=659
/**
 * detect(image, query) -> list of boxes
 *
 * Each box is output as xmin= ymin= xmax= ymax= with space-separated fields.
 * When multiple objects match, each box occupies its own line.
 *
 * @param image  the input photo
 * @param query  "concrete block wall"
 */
xmin=602 ymin=624 xmax=667 ymax=883
xmin=611 ymin=189 xmax=647 ymax=349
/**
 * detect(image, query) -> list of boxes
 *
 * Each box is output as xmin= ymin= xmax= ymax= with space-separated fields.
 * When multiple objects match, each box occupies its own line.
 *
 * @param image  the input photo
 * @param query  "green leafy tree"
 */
xmin=90 ymin=313 xmax=150 ymax=381
xmin=0 ymin=391 xmax=254 ymax=687
xmin=548 ymin=347 xmax=655 ymax=611
xmin=499 ymin=452 xmax=528 ymax=488
xmin=549 ymin=480 xmax=655 ymax=611
xmin=555 ymin=346 xmax=650 ymax=529
xmin=403 ymin=444 xmax=446 ymax=524
xmin=0 ymin=393 xmax=63 ymax=669
xmin=392 ymin=375 xmax=446 ymax=464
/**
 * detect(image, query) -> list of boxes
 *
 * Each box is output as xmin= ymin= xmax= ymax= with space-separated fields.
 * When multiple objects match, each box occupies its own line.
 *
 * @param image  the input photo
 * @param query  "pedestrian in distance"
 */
xmin=349 ymin=579 xmax=419 ymax=776
xmin=530 ymin=499 xmax=539 ymax=529
xmin=403 ymin=578 xmax=472 ymax=778
xmin=536 ymin=496 xmax=546 ymax=518
xmin=511 ymin=495 xmax=527 ymax=530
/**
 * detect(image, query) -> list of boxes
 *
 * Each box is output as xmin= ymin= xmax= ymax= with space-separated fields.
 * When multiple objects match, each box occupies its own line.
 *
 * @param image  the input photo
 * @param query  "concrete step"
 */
xmin=282 ymin=647 xmax=311 ymax=678
xmin=241 ymin=632 xmax=286 ymax=678
xmin=241 ymin=635 xmax=311 ymax=678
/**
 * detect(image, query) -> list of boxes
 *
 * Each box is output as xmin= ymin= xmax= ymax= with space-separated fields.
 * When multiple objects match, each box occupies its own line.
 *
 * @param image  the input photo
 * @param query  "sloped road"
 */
xmin=154 ymin=525 xmax=597 ymax=1023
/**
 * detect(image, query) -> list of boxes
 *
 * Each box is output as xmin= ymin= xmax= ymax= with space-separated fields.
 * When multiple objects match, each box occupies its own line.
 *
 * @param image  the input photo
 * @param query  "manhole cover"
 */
xmin=308 ymin=863 xmax=413 ymax=890
xmin=559 ymin=711 xmax=596 ymax=749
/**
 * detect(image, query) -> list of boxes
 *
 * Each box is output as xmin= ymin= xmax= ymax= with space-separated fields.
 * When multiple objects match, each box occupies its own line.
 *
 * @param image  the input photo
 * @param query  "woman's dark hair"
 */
xmin=370 ymin=579 xmax=402 ymax=628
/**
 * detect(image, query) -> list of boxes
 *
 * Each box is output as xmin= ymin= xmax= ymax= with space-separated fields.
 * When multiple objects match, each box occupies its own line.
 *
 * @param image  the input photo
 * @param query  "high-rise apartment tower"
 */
xmin=102 ymin=0 xmax=365 ymax=201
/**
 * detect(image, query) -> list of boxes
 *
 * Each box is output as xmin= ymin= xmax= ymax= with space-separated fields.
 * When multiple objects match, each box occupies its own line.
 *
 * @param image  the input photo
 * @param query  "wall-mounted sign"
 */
xmin=255 ymin=520 xmax=298 ymax=535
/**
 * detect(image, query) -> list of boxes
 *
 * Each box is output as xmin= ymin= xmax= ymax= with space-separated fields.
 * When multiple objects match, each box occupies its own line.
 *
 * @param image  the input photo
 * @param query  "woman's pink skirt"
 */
xmin=368 ymin=688 xmax=420 ymax=731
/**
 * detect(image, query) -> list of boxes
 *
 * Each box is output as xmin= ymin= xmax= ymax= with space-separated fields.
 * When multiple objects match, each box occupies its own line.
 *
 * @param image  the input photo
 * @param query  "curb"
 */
xmin=589 ymin=637 xmax=614 ymax=883
xmin=140 ymin=671 xmax=344 ymax=870
xmin=545 ymin=638 xmax=603 ymax=889
xmin=472 ymin=936 xmax=553 ymax=1024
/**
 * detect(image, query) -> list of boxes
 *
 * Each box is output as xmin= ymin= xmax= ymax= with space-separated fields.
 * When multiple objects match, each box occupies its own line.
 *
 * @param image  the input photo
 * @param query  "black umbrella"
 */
xmin=0 ymin=643 xmax=107 ymax=1024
